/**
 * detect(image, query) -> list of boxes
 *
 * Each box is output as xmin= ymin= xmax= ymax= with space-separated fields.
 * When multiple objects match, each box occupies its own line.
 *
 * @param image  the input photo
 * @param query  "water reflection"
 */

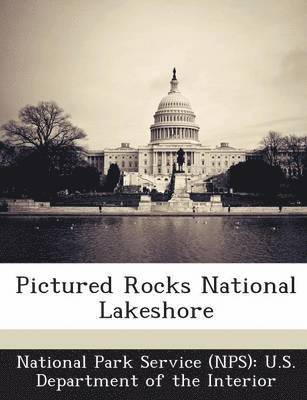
xmin=0 ymin=216 xmax=306 ymax=263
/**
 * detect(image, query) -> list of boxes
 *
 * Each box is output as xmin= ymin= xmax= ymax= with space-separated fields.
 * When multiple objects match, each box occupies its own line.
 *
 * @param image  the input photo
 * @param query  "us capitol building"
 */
xmin=87 ymin=69 xmax=246 ymax=192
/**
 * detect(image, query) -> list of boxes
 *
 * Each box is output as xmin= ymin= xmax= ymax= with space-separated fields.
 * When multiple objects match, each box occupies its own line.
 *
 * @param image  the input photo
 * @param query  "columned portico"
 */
xmin=149 ymin=145 xmax=201 ymax=176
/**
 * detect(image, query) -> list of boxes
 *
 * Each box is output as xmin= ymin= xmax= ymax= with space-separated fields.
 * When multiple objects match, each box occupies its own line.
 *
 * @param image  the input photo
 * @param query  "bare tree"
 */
xmin=260 ymin=131 xmax=283 ymax=166
xmin=1 ymin=101 xmax=85 ymax=152
xmin=283 ymin=134 xmax=306 ymax=177
xmin=1 ymin=102 xmax=87 ymax=197
xmin=1 ymin=101 xmax=86 ymax=175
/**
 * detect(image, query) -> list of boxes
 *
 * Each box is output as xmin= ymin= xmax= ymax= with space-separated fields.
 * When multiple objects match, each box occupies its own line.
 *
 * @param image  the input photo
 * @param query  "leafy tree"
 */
xmin=68 ymin=166 xmax=100 ymax=192
xmin=229 ymin=160 xmax=284 ymax=194
xmin=104 ymin=163 xmax=120 ymax=192
xmin=11 ymin=149 xmax=49 ymax=197
xmin=0 ymin=141 xmax=17 ymax=166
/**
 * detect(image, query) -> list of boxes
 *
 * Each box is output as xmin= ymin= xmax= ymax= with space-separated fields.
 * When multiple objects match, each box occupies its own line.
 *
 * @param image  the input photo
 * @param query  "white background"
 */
xmin=0 ymin=263 xmax=305 ymax=329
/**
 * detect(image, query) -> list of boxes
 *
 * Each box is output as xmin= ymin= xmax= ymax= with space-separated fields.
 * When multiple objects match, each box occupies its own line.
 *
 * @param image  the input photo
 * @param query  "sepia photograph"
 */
xmin=0 ymin=0 xmax=307 ymax=263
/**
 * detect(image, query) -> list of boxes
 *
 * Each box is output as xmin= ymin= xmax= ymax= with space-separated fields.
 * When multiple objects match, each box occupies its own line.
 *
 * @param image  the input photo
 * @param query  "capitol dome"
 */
xmin=158 ymin=92 xmax=192 ymax=111
xmin=150 ymin=68 xmax=199 ymax=144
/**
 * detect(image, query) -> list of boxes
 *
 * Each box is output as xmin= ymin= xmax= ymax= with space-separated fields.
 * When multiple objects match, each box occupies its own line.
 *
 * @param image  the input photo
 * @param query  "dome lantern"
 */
xmin=169 ymin=67 xmax=179 ymax=93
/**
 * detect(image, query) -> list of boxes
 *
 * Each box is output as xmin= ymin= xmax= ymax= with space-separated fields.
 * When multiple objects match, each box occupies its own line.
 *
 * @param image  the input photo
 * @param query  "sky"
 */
xmin=0 ymin=0 xmax=307 ymax=150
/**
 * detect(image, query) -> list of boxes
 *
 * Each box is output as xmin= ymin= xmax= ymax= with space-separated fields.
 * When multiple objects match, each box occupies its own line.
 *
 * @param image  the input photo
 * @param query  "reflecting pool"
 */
xmin=0 ymin=216 xmax=306 ymax=263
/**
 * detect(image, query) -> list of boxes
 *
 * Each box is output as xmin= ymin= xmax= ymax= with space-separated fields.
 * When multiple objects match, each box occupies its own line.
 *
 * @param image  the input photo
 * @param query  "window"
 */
xmin=135 ymin=162 xmax=138 ymax=167
xmin=122 ymin=161 xmax=125 ymax=167
xmin=144 ymin=169 xmax=147 ymax=174
xmin=202 ymin=160 xmax=204 ymax=165
xmin=158 ymin=167 xmax=161 ymax=174
xmin=144 ymin=160 xmax=147 ymax=165
xmin=129 ymin=162 xmax=132 ymax=167
xmin=212 ymin=162 xmax=215 ymax=166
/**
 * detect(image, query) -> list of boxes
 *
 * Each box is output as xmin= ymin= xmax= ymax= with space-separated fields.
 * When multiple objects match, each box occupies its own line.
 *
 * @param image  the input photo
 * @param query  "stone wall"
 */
xmin=3 ymin=198 xmax=307 ymax=215
xmin=6 ymin=199 xmax=50 ymax=211
xmin=229 ymin=206 xmax=307 ymax=214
